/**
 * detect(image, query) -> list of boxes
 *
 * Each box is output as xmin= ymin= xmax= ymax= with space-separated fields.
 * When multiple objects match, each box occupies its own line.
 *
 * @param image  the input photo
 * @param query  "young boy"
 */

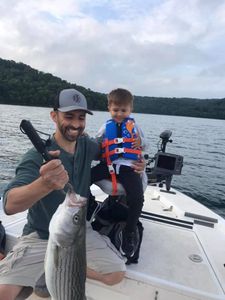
xmin=91 ymin=88 xmax=146 ymax=258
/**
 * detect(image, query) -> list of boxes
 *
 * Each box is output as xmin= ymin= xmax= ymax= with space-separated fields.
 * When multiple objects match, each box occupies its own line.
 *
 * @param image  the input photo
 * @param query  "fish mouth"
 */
xmin=66 ymin=183 xmax=74 ymax=194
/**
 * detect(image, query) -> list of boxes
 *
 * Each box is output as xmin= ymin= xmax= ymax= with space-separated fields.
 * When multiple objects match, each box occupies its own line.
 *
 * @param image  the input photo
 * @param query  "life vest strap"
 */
xmin=102 ymin=137 xmax=134 ymax=148
xmin=102 ymin=147 xmax=142 ymax=158
xmin=107 ymin=164 xmax=117 ymax=195
xmin=104 ymin=138 xmax=118 ymax=195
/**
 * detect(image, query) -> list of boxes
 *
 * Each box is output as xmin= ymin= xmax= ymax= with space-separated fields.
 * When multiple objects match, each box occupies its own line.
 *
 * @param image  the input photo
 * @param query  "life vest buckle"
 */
xmin=114 ymin=137 xmax=124 ymax=144
xmin=115 ymin=148 xmax=125 ymax=154
xmin=107 ymin=164 xmax=115 ymax=174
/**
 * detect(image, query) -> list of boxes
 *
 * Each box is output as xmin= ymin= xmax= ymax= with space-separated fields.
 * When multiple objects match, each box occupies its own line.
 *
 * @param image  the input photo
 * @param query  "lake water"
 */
xmin=0 ymin=104 xmax=225 ymax=218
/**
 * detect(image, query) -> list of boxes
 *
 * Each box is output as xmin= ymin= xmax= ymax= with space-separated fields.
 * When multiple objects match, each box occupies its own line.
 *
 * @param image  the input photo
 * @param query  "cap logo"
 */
xmin=73 ymin=94 xmax=81 ymax=104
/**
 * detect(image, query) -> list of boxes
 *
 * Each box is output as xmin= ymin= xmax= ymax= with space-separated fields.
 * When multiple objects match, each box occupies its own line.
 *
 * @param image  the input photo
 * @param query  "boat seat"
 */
xmin=94 ymin=172 xmax=148 ymax=196
xmin=95 ymin=179 xmax=126 ymax=195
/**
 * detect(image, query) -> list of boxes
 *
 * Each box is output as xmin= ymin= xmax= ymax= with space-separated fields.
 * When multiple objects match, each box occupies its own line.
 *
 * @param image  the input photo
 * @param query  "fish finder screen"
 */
xmin=157 ymin=154 xmax=176 ymax=170
xmin=153 ymin=152 xmax=183 ymax=175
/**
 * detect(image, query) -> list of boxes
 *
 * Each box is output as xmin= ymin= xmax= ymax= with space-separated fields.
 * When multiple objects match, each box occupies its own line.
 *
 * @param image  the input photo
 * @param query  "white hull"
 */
xmin=1 ymin=184 xmax=225 ymax=300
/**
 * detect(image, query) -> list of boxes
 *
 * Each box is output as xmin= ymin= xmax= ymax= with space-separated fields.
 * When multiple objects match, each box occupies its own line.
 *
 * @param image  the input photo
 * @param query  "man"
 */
xmin=0 ymin=89 xmax=133 ymax=300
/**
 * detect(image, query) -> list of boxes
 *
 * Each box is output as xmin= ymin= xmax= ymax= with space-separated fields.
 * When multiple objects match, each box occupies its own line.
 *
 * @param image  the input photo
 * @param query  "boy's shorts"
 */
xmin=0 ymin=223 xmax=126 ymax=288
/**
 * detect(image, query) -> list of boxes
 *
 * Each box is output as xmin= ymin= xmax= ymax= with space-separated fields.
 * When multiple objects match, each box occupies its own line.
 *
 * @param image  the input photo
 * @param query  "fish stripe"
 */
xmin=45 ymin=203 xmax=87 ymax=300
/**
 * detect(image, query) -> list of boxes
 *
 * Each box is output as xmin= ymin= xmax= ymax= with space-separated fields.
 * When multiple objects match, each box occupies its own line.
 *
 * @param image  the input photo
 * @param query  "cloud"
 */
xmin=0 ymin=0 xmax=225 ymax=98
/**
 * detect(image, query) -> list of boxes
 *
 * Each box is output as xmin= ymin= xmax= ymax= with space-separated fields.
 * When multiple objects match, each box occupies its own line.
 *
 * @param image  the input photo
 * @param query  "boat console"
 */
xmin=145 ymin=130 xmax=183 ymax=191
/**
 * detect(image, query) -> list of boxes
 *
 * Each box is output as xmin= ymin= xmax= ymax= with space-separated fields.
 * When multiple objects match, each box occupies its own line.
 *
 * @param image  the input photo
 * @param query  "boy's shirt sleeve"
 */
xmin=135 ymin=123 xmax=149 ymax=151
xmin=95 ymin=123 xmax=106 ymax=144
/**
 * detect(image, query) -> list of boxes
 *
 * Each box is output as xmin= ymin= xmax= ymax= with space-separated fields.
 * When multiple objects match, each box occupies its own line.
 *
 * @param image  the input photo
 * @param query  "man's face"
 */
xmin=53 ymin=110 xmax=86 ymax=142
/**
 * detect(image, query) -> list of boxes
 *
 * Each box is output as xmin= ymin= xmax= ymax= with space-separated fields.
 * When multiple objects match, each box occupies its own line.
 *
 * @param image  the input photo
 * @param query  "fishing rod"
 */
xmin=20 ymin=119 xmax=52 ymax=162
xmin=19 ymin=119 xmax=76 ymax=225
xmin=20 ymin=119 xmax=74 ymax=193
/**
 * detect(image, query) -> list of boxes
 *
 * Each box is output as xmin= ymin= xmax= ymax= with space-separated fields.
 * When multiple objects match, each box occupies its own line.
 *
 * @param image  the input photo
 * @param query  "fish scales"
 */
xmin=55 ymin=235 xmax=86 ymax=299
xmin=45 ymin=189 xmax=87 ymax=300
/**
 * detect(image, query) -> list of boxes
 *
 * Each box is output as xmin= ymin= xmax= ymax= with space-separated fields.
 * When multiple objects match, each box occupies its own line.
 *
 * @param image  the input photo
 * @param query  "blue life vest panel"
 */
xmin=102 ymin=117 xmax=141 ymax=161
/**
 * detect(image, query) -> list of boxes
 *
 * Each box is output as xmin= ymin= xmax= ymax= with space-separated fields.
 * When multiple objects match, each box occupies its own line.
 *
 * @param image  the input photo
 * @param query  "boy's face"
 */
xmin=108 ymin=103 xmax=132 ymax=123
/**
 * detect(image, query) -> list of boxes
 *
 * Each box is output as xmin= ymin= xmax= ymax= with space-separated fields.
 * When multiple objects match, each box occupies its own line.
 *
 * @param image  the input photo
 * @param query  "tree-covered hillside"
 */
xmin=134 ymin=96 xmax=225 ymax=119
xmin=0 ymin=58 xmax=224 ymax=119
xmin=0 ymin=58 xmax=107 ymax=111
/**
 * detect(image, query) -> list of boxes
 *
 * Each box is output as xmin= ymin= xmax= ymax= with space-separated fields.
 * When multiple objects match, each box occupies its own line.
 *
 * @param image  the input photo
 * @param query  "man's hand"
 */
xmin=131 ymin=158 xmax=146 ymax=174
xmin=5 ymin=150 xmax=69 ymax=214
xmin=39 ymin=150 xmax=69 ymax=190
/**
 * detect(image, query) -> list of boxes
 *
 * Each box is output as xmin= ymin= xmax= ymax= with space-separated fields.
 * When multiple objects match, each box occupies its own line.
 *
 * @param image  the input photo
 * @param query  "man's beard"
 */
xmin=58 ymin=124 xmax=84 ymax=142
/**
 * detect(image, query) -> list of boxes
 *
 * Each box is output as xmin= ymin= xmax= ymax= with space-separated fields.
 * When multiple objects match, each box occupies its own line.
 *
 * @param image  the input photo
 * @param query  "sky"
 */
xmin=0 ymin=0 xmax=225 ymax=99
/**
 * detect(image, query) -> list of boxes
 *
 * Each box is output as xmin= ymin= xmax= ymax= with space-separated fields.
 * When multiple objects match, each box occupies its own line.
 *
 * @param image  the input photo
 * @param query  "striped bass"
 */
xmin=45 ymin=186 xmax=87 ymax=300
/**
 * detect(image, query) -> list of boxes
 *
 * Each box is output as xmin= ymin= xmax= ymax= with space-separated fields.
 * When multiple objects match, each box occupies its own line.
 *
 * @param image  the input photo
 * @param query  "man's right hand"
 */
xmin=39 ymin=150 xmax=69 ymax=190
xmin=5 ymin=151 xmax=69 ymax=214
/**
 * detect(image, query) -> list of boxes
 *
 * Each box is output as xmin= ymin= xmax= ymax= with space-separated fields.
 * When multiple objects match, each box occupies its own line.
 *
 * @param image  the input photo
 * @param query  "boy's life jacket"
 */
xmin=101 ymin=117 xmax=142 ymax=162
xmin=101 ymin=117 xmax=142 ymax=195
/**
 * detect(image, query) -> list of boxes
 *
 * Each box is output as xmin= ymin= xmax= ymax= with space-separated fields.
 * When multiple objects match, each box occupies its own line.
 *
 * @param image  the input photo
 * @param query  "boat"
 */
xmin=0 ymin=130 xmax=225 ymax=300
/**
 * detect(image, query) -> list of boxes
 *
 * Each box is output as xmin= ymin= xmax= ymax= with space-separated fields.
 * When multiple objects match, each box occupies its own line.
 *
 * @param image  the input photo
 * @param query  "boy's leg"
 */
xmin=0 ymin=232 xmax=47 ymax=300
xmin=118 ymin=166 xmax=144 ymax=232
xmin=117 ymin=166 xmax=144 ymax=257
xmin=90 ymin=162 xmax=111 ymax=184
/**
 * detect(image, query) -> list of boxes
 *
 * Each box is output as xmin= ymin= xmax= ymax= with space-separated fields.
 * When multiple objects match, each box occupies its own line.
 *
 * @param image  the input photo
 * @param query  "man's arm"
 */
xmin=4 ymin=151 xmax=69 ymax=215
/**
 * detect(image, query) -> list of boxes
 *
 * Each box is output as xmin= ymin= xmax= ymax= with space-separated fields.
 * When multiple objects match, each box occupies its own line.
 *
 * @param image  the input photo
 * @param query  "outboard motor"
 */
xmin=159 ymin=130 xmax=172 ymax=152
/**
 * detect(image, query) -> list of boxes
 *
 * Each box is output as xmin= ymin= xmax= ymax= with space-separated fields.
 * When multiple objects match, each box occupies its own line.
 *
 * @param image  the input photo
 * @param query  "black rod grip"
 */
xmin=20 ymin=120 xmax=52 ymax=161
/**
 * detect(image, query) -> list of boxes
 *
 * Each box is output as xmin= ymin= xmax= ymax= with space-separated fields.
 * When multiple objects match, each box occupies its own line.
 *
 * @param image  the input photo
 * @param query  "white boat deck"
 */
xmin=1 ymin=185 xmax=225 ymax=300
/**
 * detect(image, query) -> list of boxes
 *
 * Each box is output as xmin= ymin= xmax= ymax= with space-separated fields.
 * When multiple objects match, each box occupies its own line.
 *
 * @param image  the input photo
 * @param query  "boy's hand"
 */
xmin=132 ymin=158 xmax=146 ymax=174
xmin=132 ymin=137 xmax=141 ymax=149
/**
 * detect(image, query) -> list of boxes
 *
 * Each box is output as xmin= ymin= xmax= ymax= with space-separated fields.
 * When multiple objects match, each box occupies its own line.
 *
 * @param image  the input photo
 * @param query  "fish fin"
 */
xmin=53 ymin=245 xmax=59 ymax=268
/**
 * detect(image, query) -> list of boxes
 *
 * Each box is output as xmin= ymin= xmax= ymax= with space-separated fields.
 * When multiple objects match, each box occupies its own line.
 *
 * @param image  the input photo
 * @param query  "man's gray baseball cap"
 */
xmin=55 ymin=88 xmax=93 ymax=115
